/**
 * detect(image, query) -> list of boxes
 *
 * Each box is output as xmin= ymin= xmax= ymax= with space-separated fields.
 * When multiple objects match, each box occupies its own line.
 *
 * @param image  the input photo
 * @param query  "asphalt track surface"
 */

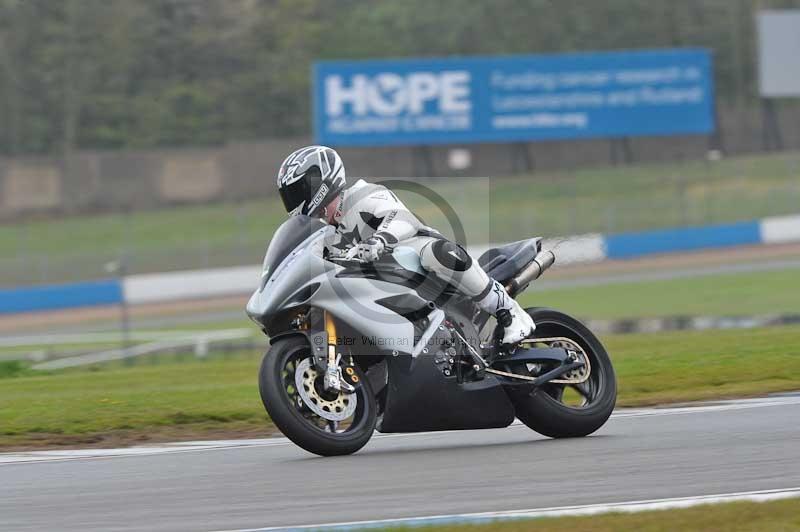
xmin=2 ymin=395 xmax=800 ymax=532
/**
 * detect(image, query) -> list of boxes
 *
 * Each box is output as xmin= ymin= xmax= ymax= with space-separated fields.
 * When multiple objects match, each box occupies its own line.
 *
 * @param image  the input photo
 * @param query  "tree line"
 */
xmin=0 ymin=0 xmax=795 ymax=156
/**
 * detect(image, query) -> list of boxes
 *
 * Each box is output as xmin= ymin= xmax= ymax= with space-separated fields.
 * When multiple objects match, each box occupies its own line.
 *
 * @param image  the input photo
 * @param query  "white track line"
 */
xmin=2 ymin=394 xmax=799 ymax=466
xmin=212 ymin=487 xmax=800 ymax=532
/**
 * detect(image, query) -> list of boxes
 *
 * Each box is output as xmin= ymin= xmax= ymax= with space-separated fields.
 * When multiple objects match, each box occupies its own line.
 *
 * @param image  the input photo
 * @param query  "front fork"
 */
xmin=322 ymin=311 xmax=355 ymax=393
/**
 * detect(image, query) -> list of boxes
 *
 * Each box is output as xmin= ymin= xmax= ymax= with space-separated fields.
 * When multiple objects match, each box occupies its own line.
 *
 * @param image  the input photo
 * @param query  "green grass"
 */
xmin=0 ymin=360 xmax=34 ymax=378
xmin=0 ymin=351 xmax=266 ymax=448
xmin=384 ymin=498 xmax=800 ymax=532
xmin=519 ymin=267 xmax=800 ymax=320
xmin=1 ymin=325 xmax=799 ymax=449
xmin=605 ymin=325 xmax=800 ymax=406
xmin=2 ymin=150 xmax=799 ymax=285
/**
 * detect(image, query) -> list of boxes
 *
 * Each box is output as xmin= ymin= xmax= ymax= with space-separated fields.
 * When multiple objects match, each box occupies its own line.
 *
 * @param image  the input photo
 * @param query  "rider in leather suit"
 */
xmin=276 ymin=145 xmax=535 ymax=345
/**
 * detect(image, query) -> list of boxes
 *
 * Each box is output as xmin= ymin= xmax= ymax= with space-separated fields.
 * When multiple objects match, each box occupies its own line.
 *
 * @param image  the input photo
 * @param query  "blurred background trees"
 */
xmin=0 ymin=0 xmax=797 ymax=156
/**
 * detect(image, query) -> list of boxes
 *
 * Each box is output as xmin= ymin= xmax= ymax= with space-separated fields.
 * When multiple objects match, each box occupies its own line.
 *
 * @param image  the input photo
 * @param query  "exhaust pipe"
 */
xmin=506 ymin=249 xmax=556 ymax=295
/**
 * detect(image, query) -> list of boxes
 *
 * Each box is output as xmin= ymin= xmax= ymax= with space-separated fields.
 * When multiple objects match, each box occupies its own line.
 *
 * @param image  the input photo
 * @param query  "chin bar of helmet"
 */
xmin=506 ymin=249 xmax=556 ymax=296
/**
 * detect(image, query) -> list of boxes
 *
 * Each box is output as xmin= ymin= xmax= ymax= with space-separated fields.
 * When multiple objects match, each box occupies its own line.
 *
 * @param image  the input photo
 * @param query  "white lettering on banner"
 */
xmin=615 ymin=67 xmax=681 ymax=84
xmin=492 ymin=112 xmax=588 ymax=130
xmin=490 ymin=66 xmax=703 ymax=93
xmin=639 ymin=86 xmax=703 ymax=104
xmin=325 ymin=71 xmax=471 ymax=117
xmin=326 ymin=75 xmax=368 ymax=115
xmin=327 ymin=117 xmax=400 ymax=133
xmin=492 ymin=92 xmax=605 ymax=111
xmin=327 ymin=114 xmax=470 ymax=134
xmin=407 ymin=73 xmax=437 ymax=113
xmin=368 ymin=74 xmax=406 ymax=115
xmin=440 ymin=71 xmax=471 ymax=113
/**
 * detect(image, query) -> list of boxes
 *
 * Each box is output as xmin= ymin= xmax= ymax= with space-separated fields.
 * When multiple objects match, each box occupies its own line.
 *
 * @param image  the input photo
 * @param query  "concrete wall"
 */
xmin=1 ymin=102 xmax=799 ymax=220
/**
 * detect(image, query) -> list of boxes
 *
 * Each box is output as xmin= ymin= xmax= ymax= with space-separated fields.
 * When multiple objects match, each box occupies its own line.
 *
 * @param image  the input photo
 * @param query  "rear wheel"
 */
xmin=509 ymin=308 xmax=616 ymax=438
xmin=259 ymin=336 xmax=377 ymax=456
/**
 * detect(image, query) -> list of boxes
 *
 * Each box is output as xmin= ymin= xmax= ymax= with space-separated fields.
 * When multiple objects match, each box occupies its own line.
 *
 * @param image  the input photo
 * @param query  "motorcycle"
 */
xmin=246 ymin=215 xmax=616 ymax=456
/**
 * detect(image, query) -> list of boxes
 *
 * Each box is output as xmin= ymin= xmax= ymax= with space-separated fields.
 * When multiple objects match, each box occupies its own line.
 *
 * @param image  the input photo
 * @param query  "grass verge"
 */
xmin=1 ymin=325 xmax=799 ymax=450
xmin=382 ymin=498 xmax=800 ymax=532
xmin=519 ymin=266 xmax=800 ymax=319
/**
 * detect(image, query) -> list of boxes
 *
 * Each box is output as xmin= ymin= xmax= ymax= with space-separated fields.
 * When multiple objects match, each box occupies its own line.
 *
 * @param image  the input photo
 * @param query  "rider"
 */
xmin=276 ymin=145 xmax=535 ymax=345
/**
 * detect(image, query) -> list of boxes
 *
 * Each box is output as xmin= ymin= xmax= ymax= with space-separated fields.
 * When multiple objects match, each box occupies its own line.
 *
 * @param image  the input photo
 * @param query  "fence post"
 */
xmin=237 ymin=201 xmax=248 ymax=263
xmin=195 ymin=338 xmax=209 ymax=359
xmin=105 ymin=256 xmax=132 ymax=365
xmin=675 ymin=174 xmax=689 ymax=227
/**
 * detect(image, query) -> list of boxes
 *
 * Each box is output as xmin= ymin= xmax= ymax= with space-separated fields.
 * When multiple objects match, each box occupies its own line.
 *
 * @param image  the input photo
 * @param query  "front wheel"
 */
xmin=509 ymin=308 xmax=617 ymax=438
xmin=259 ymin=336 xmax=377 ymax=456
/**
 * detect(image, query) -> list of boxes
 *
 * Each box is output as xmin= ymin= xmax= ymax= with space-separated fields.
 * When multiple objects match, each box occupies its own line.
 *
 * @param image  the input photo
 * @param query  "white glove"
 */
xmin=345 ymin=237 xmax=386 ymax=262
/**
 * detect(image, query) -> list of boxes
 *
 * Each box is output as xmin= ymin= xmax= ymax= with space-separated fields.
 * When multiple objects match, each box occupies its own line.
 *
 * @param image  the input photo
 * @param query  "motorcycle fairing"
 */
xmin=247 ymin=219 xmax=431 ymax=356
xmin=377 ymin=354 xmax=515 ymax=433
xmin=377 ymin=307 xmax=515 ymax=433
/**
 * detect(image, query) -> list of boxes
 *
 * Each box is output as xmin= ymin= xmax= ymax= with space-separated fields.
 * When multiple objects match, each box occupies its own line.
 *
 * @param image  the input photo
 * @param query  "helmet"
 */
xmin=276 ymin=145 xmax=346 ymax=217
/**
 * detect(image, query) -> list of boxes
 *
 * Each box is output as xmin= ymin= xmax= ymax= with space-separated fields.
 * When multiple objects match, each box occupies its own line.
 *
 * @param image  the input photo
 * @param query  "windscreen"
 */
xmin=262 ymin=215 xmax=326 ymax=281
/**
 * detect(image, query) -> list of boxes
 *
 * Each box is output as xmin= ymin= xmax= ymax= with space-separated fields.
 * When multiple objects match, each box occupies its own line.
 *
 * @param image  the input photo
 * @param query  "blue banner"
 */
xmin=313 ymin=49 xmax=714 ymax=146
xmin=605 ymin=220 xmax=761 ymax=260
xmin=0 ymin=279 xmax=123 ymax=314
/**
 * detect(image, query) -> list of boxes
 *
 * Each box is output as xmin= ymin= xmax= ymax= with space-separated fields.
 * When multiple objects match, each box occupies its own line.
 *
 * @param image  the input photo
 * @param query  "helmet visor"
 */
xmin=278 ymin=178 xmax=309 ymax=216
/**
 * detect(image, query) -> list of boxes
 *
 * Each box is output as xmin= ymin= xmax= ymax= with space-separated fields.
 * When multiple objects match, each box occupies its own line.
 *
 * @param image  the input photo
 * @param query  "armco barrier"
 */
xmin=4 ymin=214 xmax=800 ymax=314
xmin=122 ymin=265 xmax=260 ymax=305
xmin=0 ymin=279 xmax=123 ymax=314
xmin=605 ymin=220 xmax=762 ymax=260
xmin=760 ymin=214 xmax=800 ymax=244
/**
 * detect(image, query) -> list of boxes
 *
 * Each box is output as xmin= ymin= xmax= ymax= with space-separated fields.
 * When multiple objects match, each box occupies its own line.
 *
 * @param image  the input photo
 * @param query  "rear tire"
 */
xmin=509 ymin=308 xmax=616 ymax=438
xmin=259 ymin=336 xmax=377 ymax=456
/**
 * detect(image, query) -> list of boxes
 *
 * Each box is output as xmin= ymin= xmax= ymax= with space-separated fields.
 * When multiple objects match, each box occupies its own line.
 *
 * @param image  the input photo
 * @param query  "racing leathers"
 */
xmin=329 ymin=179 xmax=535 ymax=345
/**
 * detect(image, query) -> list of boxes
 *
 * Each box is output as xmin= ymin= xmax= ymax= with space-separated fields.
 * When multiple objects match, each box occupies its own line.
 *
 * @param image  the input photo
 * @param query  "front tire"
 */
xmin=259 ymin=336 xmax=377 ymax=456
xmin=509 ymin=308 xmax=617 ymax=438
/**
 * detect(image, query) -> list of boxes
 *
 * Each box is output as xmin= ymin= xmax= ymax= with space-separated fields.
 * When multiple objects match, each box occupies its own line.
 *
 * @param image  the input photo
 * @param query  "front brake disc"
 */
xmin=294 ymin=358 xmax=357 ymax=421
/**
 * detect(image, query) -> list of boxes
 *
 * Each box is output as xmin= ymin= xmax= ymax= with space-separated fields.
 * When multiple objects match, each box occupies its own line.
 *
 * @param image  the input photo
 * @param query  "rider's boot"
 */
xmin=475 ymin=279 xmax=536 ymax=345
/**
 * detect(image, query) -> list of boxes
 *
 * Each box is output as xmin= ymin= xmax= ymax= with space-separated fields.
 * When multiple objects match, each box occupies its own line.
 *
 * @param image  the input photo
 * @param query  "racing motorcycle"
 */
xmin=247 ymin=215 xmax=616 ymax=456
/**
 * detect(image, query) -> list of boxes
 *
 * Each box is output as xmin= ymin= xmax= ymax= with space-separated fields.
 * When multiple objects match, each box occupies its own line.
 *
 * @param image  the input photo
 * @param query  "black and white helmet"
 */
xmin=277 ymin=145 xmax=346 ymax=217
